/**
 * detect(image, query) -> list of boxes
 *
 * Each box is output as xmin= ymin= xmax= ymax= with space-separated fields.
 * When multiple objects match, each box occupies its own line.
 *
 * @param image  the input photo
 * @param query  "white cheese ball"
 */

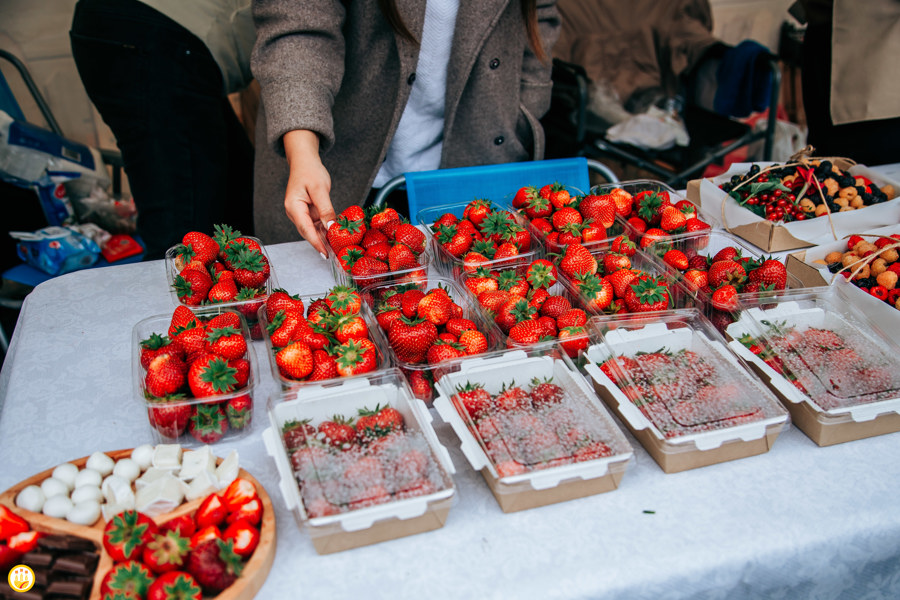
xmin=42 ymin=495 xmax=74 ymax=518
xmin=74 ymin=468 xmax=103 ymax=489
xmin=51 ymin=463 xmax=79 ymax=490
xmin=15 ymin=485 xmax=46 ymax=513
xmin=66 ymin=500 xmax=101 ymax=526
xmin=113 ymin=458 xmax=141 ymax=482
xmin=70 ymin=485 xmax=103 ymax=504
xmin=131 ymin=445 xmax=155 ymax=471
xmin=41 ymin=477 xmax=70 ymax=499
xmin=86 ymin=452 xmax=115 ymax=476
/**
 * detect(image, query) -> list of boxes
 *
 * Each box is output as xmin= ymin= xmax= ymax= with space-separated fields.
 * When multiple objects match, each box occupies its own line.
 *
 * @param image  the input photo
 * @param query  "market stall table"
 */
xmin=1 ymin=240 xmax=899 ymax=600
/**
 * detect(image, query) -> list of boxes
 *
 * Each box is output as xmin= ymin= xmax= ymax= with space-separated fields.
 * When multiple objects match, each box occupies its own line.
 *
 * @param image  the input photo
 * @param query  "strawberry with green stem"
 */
xmin=188 ymin=355 xmax=239 ymax=397
xmin=189 ymin=404 xmax=228 ymax=443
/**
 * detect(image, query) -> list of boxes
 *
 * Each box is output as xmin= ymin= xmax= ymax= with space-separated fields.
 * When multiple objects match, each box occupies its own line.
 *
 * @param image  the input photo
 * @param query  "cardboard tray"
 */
xmin=433 ymin=348 xmax=634 ymax=513
xmin=583 ymin=311 xmax=789 ymax=473
xmin=263 ymin=370 xmax=457 ymax=554
xmin=725 ymin=298 xmax=900 ymax=446
xmin=687 ymin=162 xmax=900 ymax=252
xmin=0 ymin=448 xmax=277 ymax=600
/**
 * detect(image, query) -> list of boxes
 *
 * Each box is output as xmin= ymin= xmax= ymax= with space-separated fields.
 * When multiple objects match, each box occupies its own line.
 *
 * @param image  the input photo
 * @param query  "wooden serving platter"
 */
xmin=0 ymin=448 xmax=277 ymax=600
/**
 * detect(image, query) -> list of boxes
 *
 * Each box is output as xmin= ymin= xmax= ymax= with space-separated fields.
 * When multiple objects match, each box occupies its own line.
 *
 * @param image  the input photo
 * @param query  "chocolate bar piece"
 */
xmin=22 ymin=550 xmax=54 ymax=568
xmin=36 ymin=535 xmax=95 ymax=553
xmin=51 ymin=552 xmax=98 ymax=576
xmin=46 ymin=579 xmax=90 ymax=598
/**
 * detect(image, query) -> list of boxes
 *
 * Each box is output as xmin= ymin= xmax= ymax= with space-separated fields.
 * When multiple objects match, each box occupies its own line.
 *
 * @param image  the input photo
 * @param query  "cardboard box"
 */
xmin=687 ymin=163 xmax=900 ymax=252
xmin=725 ymin=288 xmax=900 ymax=446
xmin=433 ymin=347 xmax=633 ymax=513
xmin=263 ymin=369 xmax=457 ymax=554
xmin=583 ymin=310 xmax=789 ymax=474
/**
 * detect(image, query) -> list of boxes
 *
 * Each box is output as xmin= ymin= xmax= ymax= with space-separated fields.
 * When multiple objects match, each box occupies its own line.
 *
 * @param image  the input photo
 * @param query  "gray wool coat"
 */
xmin=251 ymin=0 xmax=561 ymax=244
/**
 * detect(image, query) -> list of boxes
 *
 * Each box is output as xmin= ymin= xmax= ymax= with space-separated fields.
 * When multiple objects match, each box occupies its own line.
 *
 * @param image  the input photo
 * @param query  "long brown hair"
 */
xmin=377 ymin=0 xmax=547 ymax=63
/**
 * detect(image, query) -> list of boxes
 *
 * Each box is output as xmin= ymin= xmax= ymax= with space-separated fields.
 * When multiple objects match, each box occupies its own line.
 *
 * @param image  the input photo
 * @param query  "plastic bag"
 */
xmin=9 ymin=226 xmax=102 ymax=276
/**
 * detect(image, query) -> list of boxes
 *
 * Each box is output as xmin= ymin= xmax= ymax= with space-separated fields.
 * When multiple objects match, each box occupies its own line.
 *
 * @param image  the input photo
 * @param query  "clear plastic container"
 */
xmin=165 ymin=235 xmax=277 ymax=340
xmin=262 ymin=369 xmax=456 ymax=554
xmin=433 ymin=344 xmax=633 ymax=512
xmin=416 ymin=200 xmax=545 ymax=279
xmin=256 ymin=289 xmax=393 ymax=389
xmin=317 ymin=221 xmax=432 ymax=290
xmin=558 ymin=245 xmax=695 ymax=318
xmin=590 ymin=179 xmax=713 ymax=247
xmin=583 ymin=309 xmax=789 ymax=473
xmin=455 ymin=260 xmax=596 ymax=354
xmin=725 ymin=286 xmax=900 ymax=446
xmin=644 ymin=229 xmax=803 ymax=326
xmin=132 ymin=308 xmax=258 ymax=446
xmin=359 ymin=276 xmax=505 ymax=403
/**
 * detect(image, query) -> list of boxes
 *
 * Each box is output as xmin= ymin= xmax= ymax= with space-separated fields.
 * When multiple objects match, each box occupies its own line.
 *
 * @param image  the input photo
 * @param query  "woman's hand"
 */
xmin=282 ymin=129 xmax=336 ymax=257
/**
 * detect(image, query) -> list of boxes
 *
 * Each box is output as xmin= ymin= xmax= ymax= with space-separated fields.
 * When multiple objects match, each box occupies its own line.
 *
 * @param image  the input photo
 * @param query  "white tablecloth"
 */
xmin=2 ymin=241 xmax=900 ymax=600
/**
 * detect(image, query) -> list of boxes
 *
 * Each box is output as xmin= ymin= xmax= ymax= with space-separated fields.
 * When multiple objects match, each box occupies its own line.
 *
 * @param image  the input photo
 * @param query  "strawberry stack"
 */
xmin=136 ymin=306 xmax=255 ymax=445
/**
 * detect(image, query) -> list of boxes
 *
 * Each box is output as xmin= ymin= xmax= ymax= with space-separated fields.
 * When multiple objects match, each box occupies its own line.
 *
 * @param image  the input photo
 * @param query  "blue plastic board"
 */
xmin=404 ymin=157 xmax=591 ymax=217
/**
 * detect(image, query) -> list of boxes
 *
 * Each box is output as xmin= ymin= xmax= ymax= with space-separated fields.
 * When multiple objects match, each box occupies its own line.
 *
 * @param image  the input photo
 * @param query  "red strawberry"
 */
xmin=334 ymin=338 xmax=378 ymax=376
xmin=659 ymin=205 xmax=687 ymax=232
xmin=169 ymin=306 xmax=199 ymax=336
xmin=707 ymin=260 xmax=747 ymax=289
xmin=230 ymin=250 xmax=270 ymax=289
xmin=623 ymin=275 xmax=671 ymax=312
xmin=179 ymin=232 xmax=220 ymax=266
xmin=682 ymin=268 xmax=709 ymax=291
xmin=388 ymin=243 xmax=420 ymax=271
xmin=147 ymin=570 xmax=203 ymax=600
xmin=526 ymin=258 xmax=558 ymax=289
xmin=426 ymin=339 xmax=467 ymax=364
xmin=711 ymin=284 xmax=739 ymax=310
xmin=458 ymin=329 xmax=488 ymax=354
xmin=578 ymin=194 xmax=617 ymax=228
xmin=662 ymin=249 xmax=689 ymax=271
xmin=226 ymin=394 xmax=252 ymax=429
xmin=206 ymin=326 xmax=247 ymax=360
xmin=454 ymin=382 xmax=492 ymax=420
xmin=187 ymin=354 xmax=238 ymax=397
xmin=276 ymin=341 xmax=314 ymax=380
xmin=265 ymin=289 xmax=305 ymax=321
xmin=530 ymin=377 xmax=564 ymax=407
xmin=145 ymin=352 xmax=187 ymax=398
xmin=558 ymin=243 xmax=598 ymax=278
xmin=556 ymin=307 xmax=588 ymax=328
xmin=189 ymin=404 xmax=228 ymax=443
xmin=494 ymin=381 xmax=532 ymax=411
xmin=417 ymin=290 xmax=454 ymax=326
xmin=685 ymin=217 xmax=711 ymax=232
xmin=603 ymin=252 xmax=631 ymax=274
xmin=327 ymin=216 xmax=366 ymax=252
xmin=512 ymin=185 xmax=540 ymax=209
xmin=370 ymin=207 xmax=402 ymax=233
xmin=388 ymin=316 xmax=439 ymax=364
xmin=507 ymin=319 xmax=545 ymax=345
xmin=393 ymin=223 xmax=427 ymax=254
xmin=551 ymin=206 xmax=583 ymax=231
xmin=524 ymin=195 xmax=553 ymax=220
xmin=463 ymin=198 xmax=493 ymax=228
xmin=318 ymin=416 xmax=357 ymax=448
xmin=140 ymin=333 xmax=175 ymax=369
xmin=406 ymin=369 xmax=434 ymax=402
xmin=143 ymin=529 xmax=191 ymax=574
xmin=350 ymin=256 xmax=390 ymax=279
xmin=282 ymin=419 xmax=316 ymax=450
xmin=558 ymin=325 xmax=589 ymax=357
xmin=445 ymin=316 xmax=478 ymax=337
xmin=748 ymin=258 xmax=787 ymax=290
xmin=103 ymin=510 xmax=159 ymax=562
xmin=174 ymin=269 xmax=213 ymax=306
xmin=546 ymin=183 xmax=572 ymax=209
xmin=186 ymin=538 xmax=244 ymax=594
xmin=436 ymin=224 xmax=473 ymax=258
xmin=172 ymin=324 xmax=209 ymax=364
xmin=336 ymin=245 xmax=364 ymax=272
xmin=607 ymin=268 xmax=638 ymax=298
xmin=147 ymin=398 xmax=192 ymax=438
xmin=611 ymin=234 xmax=637 ymax=257
xmin=223 ymin=519 xmax=260 ymax=558
xmin=101 ymin=560 xmax=155 ymax=599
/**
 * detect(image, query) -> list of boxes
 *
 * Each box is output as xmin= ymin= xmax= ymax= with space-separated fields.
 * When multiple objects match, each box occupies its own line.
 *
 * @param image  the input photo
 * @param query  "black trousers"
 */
xmin=70 ymin=0 xmax=254 ymax=260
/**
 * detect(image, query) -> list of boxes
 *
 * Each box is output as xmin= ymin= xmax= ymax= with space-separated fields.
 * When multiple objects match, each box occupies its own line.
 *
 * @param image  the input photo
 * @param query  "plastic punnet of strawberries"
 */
xmin=169 ymin=225 xmax=271 ymax=327
xmin=554 ymin=241 xmax=680 ymax=316
xmin=737 ymin=320 xmax=900 ymax=411
xmin=281 ymin=405 xmax=451 ymax=517
xmin=650 ymin=241 xmax=789 ymax=312
xmin=139 ymin=307 xmax=254 ymax=444
xmin=451 ymin=376 xmax=624 ymax=477
xmin=510 ymin=182 xmax=627 ymax=253
xmin=261 ymin=285 xmax=380 ymax=383
xmin=99 ymin=479 xmax=263 ymax=599
xmin=426 ymin=198 xmax=535 ymax=271
xmin=326 ymin=205 xmax=428 ymax=285
xmin=461 ymin=257 xmax=591 ymax=356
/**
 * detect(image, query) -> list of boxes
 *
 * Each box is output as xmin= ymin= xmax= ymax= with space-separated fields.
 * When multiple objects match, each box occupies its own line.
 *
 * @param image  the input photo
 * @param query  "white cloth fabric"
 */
xmin=374 ymin=0 xmax=460 ymax=187
xmin=2 ymin=232 xmax=900 ymax=599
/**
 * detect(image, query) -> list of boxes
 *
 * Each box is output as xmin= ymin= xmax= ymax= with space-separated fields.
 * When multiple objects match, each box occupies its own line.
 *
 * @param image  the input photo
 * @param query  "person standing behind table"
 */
xmin=251 ymin=0 xmax=561 ymax=256
xmin=70 ymin=0 xmax=257 ymax=261
xmin=799 ymin=0 xmax=900 ymax=166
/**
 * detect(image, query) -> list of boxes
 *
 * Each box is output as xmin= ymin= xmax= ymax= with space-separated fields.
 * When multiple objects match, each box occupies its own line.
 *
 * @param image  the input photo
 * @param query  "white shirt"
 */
xmin=373 ymin=0 xmax=460 ymax=188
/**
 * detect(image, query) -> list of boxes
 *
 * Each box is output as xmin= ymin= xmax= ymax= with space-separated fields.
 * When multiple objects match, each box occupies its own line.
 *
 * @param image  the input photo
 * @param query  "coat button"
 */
xmin=494 ymin=136 xmax=504 ymax=145
xmin=489 ymin=58 xmax=500 ymax=69
xmin=407 ymin=72 xmax=416 ymax=85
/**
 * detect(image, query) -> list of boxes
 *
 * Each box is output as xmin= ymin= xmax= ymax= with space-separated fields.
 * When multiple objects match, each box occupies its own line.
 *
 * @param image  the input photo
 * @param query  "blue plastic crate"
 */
xmin=403 ymin=157 xmax=592 ymax=218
